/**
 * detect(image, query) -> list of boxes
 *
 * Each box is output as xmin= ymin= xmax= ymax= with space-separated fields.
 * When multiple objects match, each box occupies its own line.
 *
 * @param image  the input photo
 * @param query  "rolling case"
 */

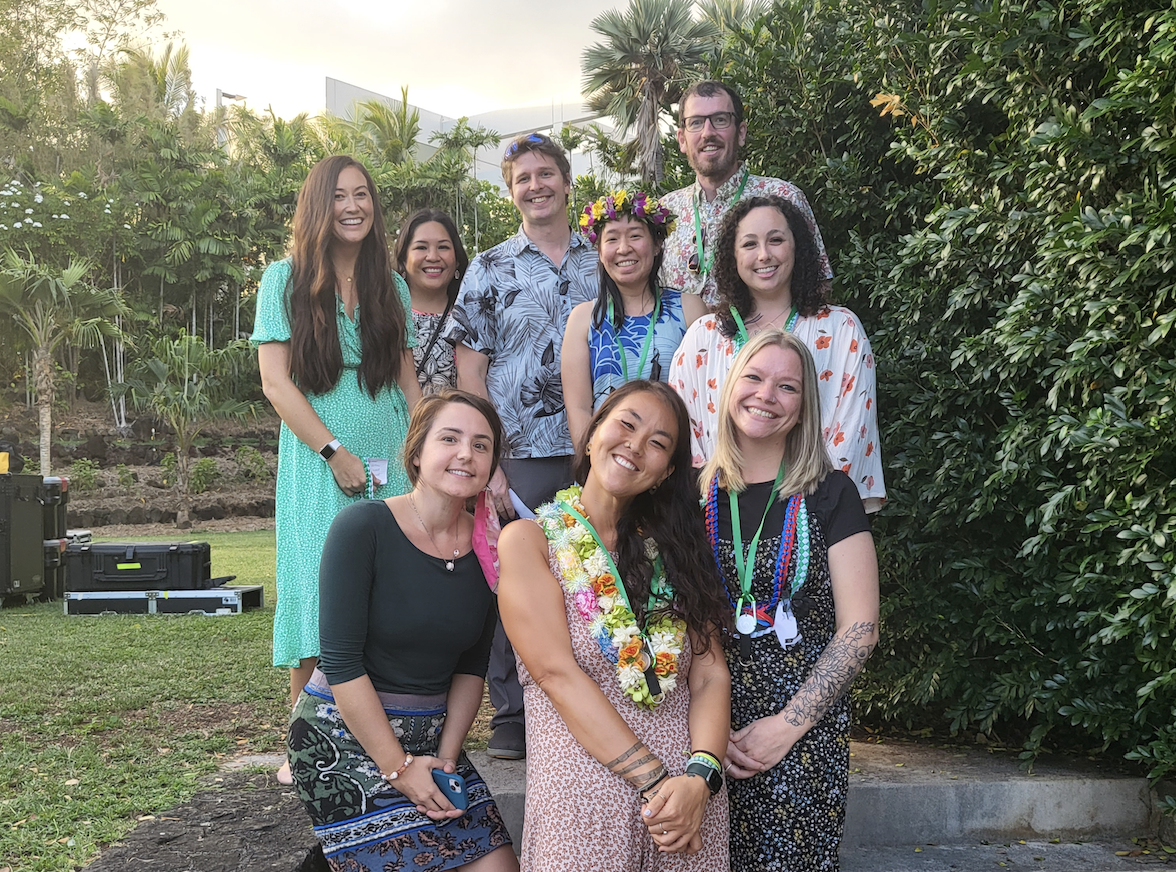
xmin=64 ymin=584 xmax=263 ymax=616
xmin=64 ymin=541 xmax=232 ymax=592
xmin=1 ymin=474 xmax=45 ymax=598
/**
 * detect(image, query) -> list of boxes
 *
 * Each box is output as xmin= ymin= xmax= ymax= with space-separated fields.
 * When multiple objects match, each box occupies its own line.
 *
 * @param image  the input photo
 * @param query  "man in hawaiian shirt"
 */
xmin=443 ymin=132 xmax=597 ymax=760
xmin=659 ymin=80 xmax=834 ymax=307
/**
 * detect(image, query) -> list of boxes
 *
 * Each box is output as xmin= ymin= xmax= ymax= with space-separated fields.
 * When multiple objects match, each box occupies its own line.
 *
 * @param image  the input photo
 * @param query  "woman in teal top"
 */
xmin=562 ymin=190 xmax=706 ymax=449
xmin=253 ymin=155 xmax=421 ymax=784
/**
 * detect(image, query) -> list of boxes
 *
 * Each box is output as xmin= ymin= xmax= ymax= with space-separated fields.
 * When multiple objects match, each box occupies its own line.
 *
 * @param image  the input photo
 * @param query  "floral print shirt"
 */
xmin=658 ymin=164 xmax=834 ymax=307
xmin=411 ymin=308 xmax=457 ymax=395
xmin=668 ymin=305 xmax=886 ymax=512
xmin=442 ymin=227 xmax=598 ymax=459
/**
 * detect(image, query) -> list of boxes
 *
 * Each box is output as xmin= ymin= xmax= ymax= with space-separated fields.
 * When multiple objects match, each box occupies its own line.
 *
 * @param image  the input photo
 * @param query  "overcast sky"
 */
xmin=153 ymin=0 xmax=626 ymax=121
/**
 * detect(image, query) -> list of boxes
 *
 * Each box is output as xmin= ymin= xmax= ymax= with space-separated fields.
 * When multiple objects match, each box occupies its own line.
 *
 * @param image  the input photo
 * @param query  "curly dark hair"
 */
xmin=712 ymin=195 xmax=827 ymax=340
xmin=573 ymin=380 xmax=730 ymax=640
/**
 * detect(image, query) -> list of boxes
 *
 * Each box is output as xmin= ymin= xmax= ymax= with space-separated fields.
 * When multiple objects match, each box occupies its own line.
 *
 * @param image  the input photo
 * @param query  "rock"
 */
xmin=85 ymin=434 xmax=108 ymax=461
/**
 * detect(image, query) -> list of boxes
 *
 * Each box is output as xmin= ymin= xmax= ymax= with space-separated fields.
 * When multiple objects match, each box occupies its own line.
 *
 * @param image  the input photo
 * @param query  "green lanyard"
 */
xmin=731 ymin=305 xmax=799 ymax=352
xmin=607 ymin=296 xmax=662 ymax=383
xmin=693 ymin=168 xmax=750 ymax=278
xmin=558 ymin=500 xmax=667 ymax=615
xmin=729 ymin=464 xmax=785 ymax=622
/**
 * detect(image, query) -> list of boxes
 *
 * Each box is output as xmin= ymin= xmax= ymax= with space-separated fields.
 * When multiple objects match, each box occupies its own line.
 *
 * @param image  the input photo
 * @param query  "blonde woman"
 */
xmin=701 ymin=330 xmax=879 ymax=871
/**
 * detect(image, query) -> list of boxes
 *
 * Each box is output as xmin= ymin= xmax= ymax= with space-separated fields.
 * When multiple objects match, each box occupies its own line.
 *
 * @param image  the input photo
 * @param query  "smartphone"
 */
xmin=431 ymin=769 xmax=469 ymax=811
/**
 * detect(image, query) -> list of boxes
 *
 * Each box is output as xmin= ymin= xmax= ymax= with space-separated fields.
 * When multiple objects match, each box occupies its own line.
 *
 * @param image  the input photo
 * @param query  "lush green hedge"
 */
xmin=723 ymin=0 xmax=1176 ymax=779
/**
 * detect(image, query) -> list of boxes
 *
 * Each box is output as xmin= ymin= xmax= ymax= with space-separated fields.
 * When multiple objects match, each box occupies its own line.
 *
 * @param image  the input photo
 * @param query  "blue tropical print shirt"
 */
xmin=588 ymin=288 xmax=688 ymax=410
xmin=443 ymin=227 xmax=598 ymax=459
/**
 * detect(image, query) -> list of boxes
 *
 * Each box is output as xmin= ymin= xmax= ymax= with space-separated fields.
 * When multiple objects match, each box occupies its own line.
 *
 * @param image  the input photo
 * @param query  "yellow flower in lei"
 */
xmin=536 ymin=486 xmax=687 ymax=709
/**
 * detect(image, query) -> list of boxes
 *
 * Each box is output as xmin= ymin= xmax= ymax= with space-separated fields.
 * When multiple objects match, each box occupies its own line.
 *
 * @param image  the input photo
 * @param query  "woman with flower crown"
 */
xmin=702 ymin=329 xmax=879 ymax=872
xmin=561 ymin=191 xmax=708 ymax=449
xmin=498 ymin=380 xmax=732 ymax=871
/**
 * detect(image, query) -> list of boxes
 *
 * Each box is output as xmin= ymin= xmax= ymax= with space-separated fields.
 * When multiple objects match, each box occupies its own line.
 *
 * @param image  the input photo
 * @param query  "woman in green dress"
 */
xmin=253 ymin=154 xmax=421 ymax=784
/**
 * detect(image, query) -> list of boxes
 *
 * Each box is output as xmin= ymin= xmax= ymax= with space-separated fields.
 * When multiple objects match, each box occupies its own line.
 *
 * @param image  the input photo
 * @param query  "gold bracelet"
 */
xmin=382 ymin=753 xmax=413 ymax=783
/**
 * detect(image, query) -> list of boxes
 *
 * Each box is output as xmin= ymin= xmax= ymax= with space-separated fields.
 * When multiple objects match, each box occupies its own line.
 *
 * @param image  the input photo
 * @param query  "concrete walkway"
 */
xmin=86 ymin=741 xmax=1169 ymax=871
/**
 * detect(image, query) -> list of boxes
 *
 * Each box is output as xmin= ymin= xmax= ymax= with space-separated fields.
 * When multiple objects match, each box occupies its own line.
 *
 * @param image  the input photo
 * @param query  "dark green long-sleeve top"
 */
xmin=317 ymin=499 xmax=497 ymax=695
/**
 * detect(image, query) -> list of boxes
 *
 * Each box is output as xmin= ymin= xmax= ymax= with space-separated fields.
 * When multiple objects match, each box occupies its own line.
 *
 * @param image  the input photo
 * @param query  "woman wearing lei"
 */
xmin=561 ymin=190 xmax=707 ymax=448
xmin=499 ymin=380 xmax=731 ymax=871
xmin=702 ymin=329 xmax=879 ymax=871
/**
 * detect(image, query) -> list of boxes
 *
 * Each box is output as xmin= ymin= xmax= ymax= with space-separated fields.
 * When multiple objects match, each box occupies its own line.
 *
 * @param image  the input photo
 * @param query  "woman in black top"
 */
xmin=288 ymin=389 xmax=518 ymax=872
xmin=700 ymin=330 xmax=879 ymax=872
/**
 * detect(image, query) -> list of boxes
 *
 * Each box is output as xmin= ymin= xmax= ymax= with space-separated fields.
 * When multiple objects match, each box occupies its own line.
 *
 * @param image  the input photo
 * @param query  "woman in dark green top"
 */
xmin=288 ymin=389 xmax=518 ymax=872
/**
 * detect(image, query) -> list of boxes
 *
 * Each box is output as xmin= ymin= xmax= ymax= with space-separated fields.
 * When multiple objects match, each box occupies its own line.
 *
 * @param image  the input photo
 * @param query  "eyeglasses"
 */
xmin=682 ymin=112 xmax=737 ymax=133
xmin=504 ymin=133 xmax=549 ymax=159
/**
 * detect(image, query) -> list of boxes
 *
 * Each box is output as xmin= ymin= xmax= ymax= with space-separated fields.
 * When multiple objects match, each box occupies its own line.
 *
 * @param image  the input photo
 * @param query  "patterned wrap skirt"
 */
xmin=289 ymin=669 xmax=512 ymax=871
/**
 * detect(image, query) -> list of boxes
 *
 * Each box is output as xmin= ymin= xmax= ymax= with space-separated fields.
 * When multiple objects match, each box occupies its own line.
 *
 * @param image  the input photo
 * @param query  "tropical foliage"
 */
xmin=721 ymin=0 xmax=1176 ymax=791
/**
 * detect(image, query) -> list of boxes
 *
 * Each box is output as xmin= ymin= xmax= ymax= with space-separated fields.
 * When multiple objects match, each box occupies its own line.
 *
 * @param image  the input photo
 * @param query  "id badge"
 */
xmin=774 ymin=600 xmax=800 ymax=648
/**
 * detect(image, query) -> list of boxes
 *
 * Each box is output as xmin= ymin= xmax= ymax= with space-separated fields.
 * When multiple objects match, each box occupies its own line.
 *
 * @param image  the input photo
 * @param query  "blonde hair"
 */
xmin=699 ymin=329 xmax=832 ymax=500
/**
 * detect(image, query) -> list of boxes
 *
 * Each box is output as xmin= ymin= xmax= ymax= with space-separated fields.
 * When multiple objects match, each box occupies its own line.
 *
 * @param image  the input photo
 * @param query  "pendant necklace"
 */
xmin=408 ymin=493 xmax=460 ymax=571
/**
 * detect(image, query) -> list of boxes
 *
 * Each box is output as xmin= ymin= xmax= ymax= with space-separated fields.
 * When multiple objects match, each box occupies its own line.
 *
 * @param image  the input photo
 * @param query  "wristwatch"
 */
xmin=685 ymin=760 xmax=724 ymax=795
xmin=319 ymin=439 xmax=342 ymax=461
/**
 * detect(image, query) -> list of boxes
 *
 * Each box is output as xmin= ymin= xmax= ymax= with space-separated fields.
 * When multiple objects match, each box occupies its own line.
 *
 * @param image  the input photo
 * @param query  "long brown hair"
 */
xmin=574 ymin=380 xmax=729 ymax=639
xmin=286 ymin=155 xmax=406 ymax=397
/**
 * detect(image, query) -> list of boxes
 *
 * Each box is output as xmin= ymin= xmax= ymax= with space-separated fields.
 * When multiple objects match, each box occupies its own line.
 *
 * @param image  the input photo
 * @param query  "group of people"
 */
xmin=252 ymin=78 xmax=884 ymax=872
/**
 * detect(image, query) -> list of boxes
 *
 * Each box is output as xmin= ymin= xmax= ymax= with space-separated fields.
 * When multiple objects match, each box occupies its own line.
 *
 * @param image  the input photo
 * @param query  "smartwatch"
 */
xmin=685 ymin=760 xmax=724 ymax=796
xmin=319 ymin=439 xmax=342 ymax=461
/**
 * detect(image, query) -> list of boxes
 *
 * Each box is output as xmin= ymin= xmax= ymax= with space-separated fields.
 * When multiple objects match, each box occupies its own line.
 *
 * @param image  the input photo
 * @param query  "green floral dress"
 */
xmin=252 ymin=258 xmax=415 ymax=669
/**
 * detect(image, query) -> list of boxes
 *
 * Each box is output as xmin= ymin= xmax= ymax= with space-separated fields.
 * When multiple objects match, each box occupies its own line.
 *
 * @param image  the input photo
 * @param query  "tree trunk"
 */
xmin=175 ymin=434 xmax=192 ymax=529
xmin=33 ymin=345 xmax=53 ymax=475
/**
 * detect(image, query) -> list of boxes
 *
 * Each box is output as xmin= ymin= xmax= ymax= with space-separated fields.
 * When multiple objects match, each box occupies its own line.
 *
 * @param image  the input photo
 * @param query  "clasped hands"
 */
xmin=641 ymin=773 xmax=709 ymax=854
xmin=387 ymin=754 xmax=465 ymax=822
xmin=724 ymin=714 xmax=797 ymax=779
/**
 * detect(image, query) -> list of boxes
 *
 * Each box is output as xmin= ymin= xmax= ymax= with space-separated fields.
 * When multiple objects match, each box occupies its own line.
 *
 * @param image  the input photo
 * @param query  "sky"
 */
xmin=152 ymin=0 xmax=626 ymax=122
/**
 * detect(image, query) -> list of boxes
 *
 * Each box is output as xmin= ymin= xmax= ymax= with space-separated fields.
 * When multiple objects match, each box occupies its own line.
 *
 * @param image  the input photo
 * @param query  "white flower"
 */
xmin=13 ymin=221 xmax=21 ymax=228
xmin=650 ymin=629 xmax=679 ymax=650
xmin=617 ymin=665 xmax=645 ymax=691
xmin=598 ymin=594 xmax=616 ymax=613
xmin=34 ymin=193 xmax=43 ymax=203
xmin=103 ymin=208 xmax=111 ymax=214
xmin=0 ymin=225 xmax=7 ymax=230
xmin=31 ymin=221 xmax=41 ymax=227
xmin=584 ymin=550 xmax=609 ymax=577
xmin=78 ymin=192 xmax=87 ymax=198
xmin=658 ymin=674 xmax=678 ymax=695
xmin=612 ymin=624 xmax=638 ymax=648
xmin=588 ymin=615 xmax=608 ymax=638
xmin=25 ymin=208 xmax=33 ymax=214
xmin=60 ymin=214 xmax=68 ymax=219
xmin=123 ymin=224 xmax=131 ymax=229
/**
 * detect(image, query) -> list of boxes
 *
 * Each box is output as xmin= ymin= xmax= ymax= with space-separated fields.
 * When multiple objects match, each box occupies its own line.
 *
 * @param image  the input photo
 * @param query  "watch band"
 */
xmin=685 ymin=760 xmax=724 ymax=795
xmin=319 ymin=439 xmax=342 ymax=461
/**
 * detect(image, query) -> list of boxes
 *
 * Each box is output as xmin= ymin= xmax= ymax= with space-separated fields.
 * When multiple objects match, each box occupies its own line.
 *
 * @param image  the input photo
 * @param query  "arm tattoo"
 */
xmin=781 ymin=621 xmax=877 ymax=729
xmin=603 ymin=741 xmax=644 ymax=770
xmin=615 ymin=753 xmax=657 ymax=776
xmin=629 ymin=763 xmax=667 ymax=791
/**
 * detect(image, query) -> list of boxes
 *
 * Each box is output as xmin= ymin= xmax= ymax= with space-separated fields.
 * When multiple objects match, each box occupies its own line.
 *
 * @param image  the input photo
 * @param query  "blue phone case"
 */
xmin=431 ymin=768 xmax=469 ymax=810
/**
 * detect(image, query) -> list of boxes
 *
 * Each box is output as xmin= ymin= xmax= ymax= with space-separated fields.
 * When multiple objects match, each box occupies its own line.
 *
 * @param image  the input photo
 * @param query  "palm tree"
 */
xmin=107 ymin=42 xmax=199 ymax=130
xmin=0 ymin=248 xmax=127 ymax=474
xmin=429 ymin=119 xmax=501 ymax=251
xmin=120 ymin=332 xmax=255 ymax=528
xmin=582 ymin=0 xmax=718 ymax=183
xmin=697 ymin=0 xmax=770 ymax=34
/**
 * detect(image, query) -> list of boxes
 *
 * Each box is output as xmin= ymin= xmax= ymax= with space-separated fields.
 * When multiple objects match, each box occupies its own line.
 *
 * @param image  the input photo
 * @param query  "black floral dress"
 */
xmin=712 ymin=472 xmax=869 ymax=872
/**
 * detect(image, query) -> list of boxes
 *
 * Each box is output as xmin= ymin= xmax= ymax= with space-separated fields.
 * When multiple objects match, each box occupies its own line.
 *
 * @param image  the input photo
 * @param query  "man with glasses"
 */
xmin=659 ymin=80 xmax=833 ymax=307
xmin=442 ymin=131 xmax=597 ymax=760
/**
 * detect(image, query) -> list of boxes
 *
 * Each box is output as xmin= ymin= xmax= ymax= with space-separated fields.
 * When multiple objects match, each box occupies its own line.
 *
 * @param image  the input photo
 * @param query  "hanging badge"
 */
xmin=735 ymin=600 xmax=758 ymax=635
xmin=774 ymin=600 xmax=800 ymax=648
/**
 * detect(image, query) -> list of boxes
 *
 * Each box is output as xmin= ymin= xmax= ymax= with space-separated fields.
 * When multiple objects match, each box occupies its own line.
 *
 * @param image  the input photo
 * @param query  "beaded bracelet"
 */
xmin=382 ymin=753 xmax=414 ymax=783
xmin=689 ymin=751 xmax=722 ymax=772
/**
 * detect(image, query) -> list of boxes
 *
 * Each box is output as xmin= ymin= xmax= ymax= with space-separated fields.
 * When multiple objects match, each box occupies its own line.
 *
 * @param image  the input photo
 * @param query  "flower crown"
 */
xmin=579 ymin=190 xmax=676 ymax=244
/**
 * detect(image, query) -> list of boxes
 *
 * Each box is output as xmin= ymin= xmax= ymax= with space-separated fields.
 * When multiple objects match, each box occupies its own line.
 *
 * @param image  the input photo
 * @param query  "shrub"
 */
xmin=724 ymin=0 xmax=1176 ymax=788
xmin=188 ymin=457 xmax=219 ymax=495
xmin=234 ymin=445 xmax=270 ymax=482
xmin=115 ymin=463 xmax=134 ymax=489
xmin=68 ymin=458 xmax=99 ymax=492
xmin=160 ymin=452 xmax=176 ymax=487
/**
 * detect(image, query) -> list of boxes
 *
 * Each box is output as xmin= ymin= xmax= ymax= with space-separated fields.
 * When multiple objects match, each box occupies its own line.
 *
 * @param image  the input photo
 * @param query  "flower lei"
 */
xmin=578 ymin=189 xmax=676 ymax=244
xmin=536 ymin=486 xmax=687 ymax=709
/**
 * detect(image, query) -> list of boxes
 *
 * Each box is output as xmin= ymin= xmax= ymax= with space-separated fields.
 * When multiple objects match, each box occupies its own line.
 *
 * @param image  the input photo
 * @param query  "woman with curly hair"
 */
xmin=499 ymin=380 xmax=731 ymax=871
xmin=668 ymin=195 xmax=885 ymax=512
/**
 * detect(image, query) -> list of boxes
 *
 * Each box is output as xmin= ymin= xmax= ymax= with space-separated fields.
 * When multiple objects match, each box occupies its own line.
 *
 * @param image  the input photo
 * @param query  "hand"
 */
xmin=728 ymin=716 xmax=797 ymax=776
xmin=327 ymin=447 xmax=367 ymax=497
xmin=641 ymin=773 xmax=709 ymax=854
xmin=488 ymin=465 xmax=515 ymax=519
xmin=385 ymin=754 xmax=464 ymax=822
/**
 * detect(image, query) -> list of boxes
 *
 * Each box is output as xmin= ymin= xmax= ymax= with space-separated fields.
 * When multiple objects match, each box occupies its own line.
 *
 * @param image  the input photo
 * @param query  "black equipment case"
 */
xmin=64 ymin=541 xmax=233 ymax=592
xmin=1 ymin=474 xmax=46 ymax=598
